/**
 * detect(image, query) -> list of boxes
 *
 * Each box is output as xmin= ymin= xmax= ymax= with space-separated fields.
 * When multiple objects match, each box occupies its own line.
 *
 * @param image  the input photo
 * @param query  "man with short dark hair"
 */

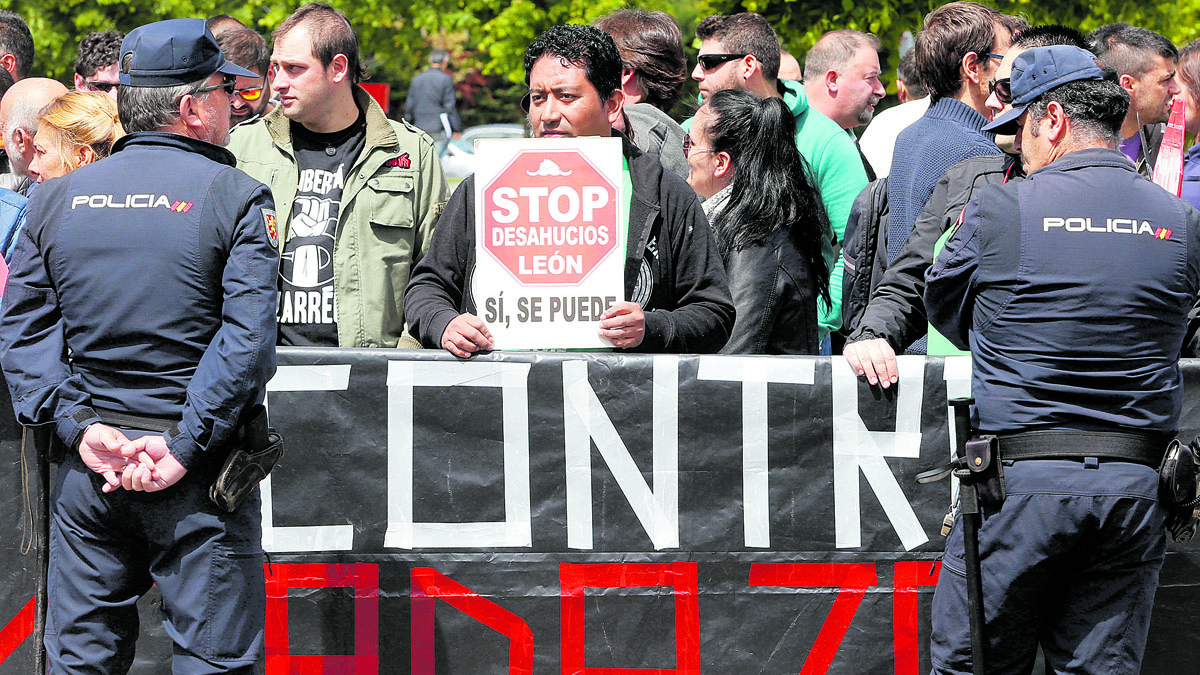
xmin=593 ymin=9 xmax=689 ymax=178
xmin=216 ymin=28 xmax=274 ymax=126
xmin=689 ymin=12 xmax=867 ymax=343
xmin=0 ymin=11 xmax=32 ymax=82
xmin=925 ymin=45 xmax=1199 ymax=674
xmin=230 ymin=2 xmax=449 ymax=348
xmin=1090 ymin=23 xmax=1180 ymax=176
xmin=803 ymin=30 xmax=886 ymax=131
xmin=405 ymin=24 xmax=734 ymax=356
xmin=0 ymin=18 xmax=277 ymax=672
xmin=405 ymin=47 xmax=462 ymax=154
xmin=884 ymin=1 xmax=1024 ymax=353
xmin=73 ymin=30 xmax=124 ymax=100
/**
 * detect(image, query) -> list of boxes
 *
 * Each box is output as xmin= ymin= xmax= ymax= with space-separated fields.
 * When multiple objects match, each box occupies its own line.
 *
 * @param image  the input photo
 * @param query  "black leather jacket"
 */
xmin=720 ymin=227 xmax=820 ymax=354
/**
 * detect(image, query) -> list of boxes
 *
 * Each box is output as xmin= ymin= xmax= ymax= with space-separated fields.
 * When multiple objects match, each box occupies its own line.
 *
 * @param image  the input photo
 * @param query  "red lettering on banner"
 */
xmin=264 ymin=563 xmax=379 ymax=675
xmin=892 ymin=561 xmax=940 ymax=675
xmin=0 ymin=597 xmax=34 ymax=664
xmin=559 ymin=562 xmax=701 ymax=675
xmin=410 ymin=568 xmax=534 ymax=675
xmin=749 ymin=563 xmax=879 ymax=675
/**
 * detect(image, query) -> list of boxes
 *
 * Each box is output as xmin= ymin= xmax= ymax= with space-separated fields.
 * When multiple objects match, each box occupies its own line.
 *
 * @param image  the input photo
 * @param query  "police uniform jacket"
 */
xmin=926 ymin=147 xmax=1200 ymax=434
xmin=0 ymin=132 xmax=279 ymax=470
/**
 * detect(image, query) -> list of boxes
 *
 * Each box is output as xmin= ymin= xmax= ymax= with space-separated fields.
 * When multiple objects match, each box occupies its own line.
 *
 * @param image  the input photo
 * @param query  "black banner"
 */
xmin=1 ymin=350 xmax=1197 ymax=673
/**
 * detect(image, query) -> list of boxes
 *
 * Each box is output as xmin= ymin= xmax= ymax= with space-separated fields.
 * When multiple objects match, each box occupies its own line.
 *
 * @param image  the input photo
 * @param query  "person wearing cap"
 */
xmin=0 ymin=17 xmax=277 ymax=673
xmin=924 ymin=45 xmax=1200 ymax=675
xmin=228 ymin=2 xmax=448 ymax=349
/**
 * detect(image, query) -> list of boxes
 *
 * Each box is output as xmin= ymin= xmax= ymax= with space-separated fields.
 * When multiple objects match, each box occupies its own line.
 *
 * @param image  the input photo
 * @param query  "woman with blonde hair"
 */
xmin=28 ymin=90 xmax=124 ymax=182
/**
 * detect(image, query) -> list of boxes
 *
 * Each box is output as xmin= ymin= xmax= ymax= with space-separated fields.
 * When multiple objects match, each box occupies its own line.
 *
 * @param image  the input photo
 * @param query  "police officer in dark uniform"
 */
xmin=924 ymin=45 xmax=1200 ymax=675
xmin=0 ymin=19 xmax=277 ymax=674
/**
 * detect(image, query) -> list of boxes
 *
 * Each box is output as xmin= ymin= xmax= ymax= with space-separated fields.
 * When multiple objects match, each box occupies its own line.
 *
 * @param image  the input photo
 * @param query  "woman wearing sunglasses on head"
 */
xmin=685 ymin=88 xmax=830 ymax=354
xmin=28 ymin=91 xmax=124 ymax=183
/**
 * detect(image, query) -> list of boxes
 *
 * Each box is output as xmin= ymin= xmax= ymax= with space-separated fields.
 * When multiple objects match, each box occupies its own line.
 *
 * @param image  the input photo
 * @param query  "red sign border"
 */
xmin=479 ymin=147 xmax=622 ymax=287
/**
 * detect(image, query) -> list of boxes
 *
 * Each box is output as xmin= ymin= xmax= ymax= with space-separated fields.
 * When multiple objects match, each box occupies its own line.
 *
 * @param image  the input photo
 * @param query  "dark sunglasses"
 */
xmin=988 ymin=77 xmax=1012 ymax=104
xmin=190 ymin=75 xmax=237 ymax=97
xmin=234 ymin=86 xmax=265 ymax=102
xmin=86 ymin=80 xmax=119 ymax=93
xmin=682 ymin=133 xmax=714 ymax=159
xmin=697 ymin=53 xmax=747 ymax=71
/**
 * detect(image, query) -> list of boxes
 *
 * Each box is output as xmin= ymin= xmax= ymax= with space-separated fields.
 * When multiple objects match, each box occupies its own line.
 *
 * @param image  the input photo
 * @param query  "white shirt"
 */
xmin=859 ymin=97 xmax=930 ymax=179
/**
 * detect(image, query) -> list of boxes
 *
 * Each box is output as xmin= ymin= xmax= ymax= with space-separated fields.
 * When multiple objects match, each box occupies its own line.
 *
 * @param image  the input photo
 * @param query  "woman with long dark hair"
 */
xmin=686 ymin=88 xmax=831 ymax=353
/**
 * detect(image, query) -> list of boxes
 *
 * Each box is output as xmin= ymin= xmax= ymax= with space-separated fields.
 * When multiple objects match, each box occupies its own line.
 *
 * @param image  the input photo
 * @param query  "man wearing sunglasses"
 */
xmin=73 ymin=30 xmax=123 ymax=101
xmin=217 ymin=28 xmax=276 ymax=127
xmin=885 ymin=2 xmax=1025 ymax=299
xmin=688 ymin=12 xmax=868 ymax=348
xmin=1 ymin=18 xmax=278 ymax=672
xmin=845 ymin=25 xmax=1089 ymax=388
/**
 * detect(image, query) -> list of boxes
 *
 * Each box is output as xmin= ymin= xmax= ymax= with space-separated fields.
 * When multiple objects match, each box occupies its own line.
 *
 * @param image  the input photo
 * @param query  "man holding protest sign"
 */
xmin=405 ymin=24 xmax=733 ymax=356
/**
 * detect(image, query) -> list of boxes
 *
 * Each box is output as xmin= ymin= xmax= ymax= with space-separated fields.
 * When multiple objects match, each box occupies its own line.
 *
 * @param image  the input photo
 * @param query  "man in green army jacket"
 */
xmin=229 ymin=2 xmax=448 ymax=348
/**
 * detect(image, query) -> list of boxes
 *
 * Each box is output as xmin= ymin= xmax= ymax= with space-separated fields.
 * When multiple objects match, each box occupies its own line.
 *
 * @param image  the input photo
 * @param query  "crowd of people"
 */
xmin=0 ymin=1 xmax=1196 ymax=673
xmin=0 ymin=5 xmax=1193 ymax=361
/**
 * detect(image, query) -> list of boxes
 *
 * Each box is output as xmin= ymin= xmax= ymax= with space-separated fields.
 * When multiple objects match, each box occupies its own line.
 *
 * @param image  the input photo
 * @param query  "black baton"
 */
xmin=32 ymin=428 xmax=51 ymax=675
xmin=950 ymin=397 xmax=987 ymax=675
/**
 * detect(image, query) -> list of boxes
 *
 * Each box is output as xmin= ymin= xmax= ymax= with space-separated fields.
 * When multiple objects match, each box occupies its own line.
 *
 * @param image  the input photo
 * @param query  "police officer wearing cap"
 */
xmin=0 ymin=18 xmax=277 ymax=674
xmin=925 ymin=45 xmax=1200 ymax=675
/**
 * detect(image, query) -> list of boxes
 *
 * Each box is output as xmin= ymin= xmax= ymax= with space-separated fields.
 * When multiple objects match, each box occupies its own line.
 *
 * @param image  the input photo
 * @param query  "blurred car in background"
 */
xmin=441 ymin=123 xmax=526 ymax=180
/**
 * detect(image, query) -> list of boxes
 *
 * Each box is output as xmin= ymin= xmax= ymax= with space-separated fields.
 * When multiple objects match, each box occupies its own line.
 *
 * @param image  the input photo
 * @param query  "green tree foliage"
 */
xmin=8 ymin=0 xmax=452 ymax=86
xmin=697 ymin=0 xmax=1200 ymax=93
xmin=4 ymin=0 xmax=632 ymax=124
xmin=11 ymin=0 xmax=1194 ymax=124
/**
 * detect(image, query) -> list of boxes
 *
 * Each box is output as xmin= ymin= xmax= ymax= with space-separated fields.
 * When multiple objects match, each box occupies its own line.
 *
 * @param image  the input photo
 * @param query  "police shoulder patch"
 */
xmin=263 ymin=209 xmax=279 ymax=247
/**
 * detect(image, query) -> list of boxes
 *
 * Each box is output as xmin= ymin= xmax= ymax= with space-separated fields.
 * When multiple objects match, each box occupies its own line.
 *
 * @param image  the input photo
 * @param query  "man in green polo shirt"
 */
xmin=686 ymin=12 xmax=870 ymax=345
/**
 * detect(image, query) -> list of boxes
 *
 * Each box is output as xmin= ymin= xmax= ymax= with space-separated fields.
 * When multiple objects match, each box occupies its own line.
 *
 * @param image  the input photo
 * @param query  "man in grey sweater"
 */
xmin=405 ymin=48 xmax=462 ymax=154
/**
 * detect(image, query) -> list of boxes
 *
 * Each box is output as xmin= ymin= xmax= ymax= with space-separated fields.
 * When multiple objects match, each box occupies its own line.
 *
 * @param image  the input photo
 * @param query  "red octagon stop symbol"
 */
xmin=482 ymin=148 xmax=619 ymax=285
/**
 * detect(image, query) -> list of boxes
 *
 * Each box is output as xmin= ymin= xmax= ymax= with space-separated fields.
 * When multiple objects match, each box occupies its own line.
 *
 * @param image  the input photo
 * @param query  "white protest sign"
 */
xmin=473 ymin=137 xmax=625 ymax=349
